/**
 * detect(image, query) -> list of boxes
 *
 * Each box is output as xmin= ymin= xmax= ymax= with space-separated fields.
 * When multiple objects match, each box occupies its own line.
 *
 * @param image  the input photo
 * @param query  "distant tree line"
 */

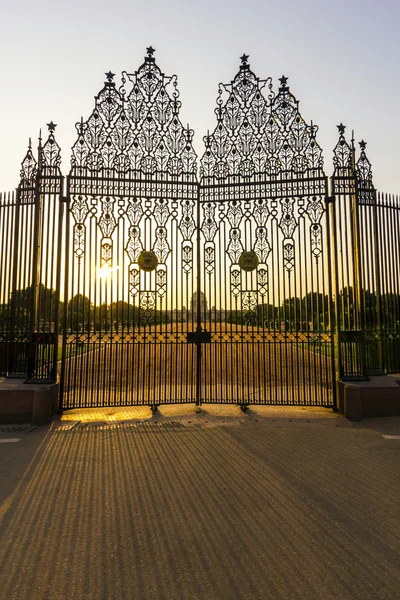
xmin=1 ymin=285 xmax=400 ymax=333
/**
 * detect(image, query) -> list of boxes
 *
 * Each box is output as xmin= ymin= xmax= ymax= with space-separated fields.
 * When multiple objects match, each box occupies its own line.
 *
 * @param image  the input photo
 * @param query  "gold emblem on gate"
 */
xmin=239 ymin=251 xmax=259 ymax=272
xmin=138 ymin=250 xmax=158 ymax=272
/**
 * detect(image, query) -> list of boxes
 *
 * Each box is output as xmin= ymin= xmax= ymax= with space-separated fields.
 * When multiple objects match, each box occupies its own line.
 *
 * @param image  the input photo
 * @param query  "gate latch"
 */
xmin=187 ymin=331 xmax=212 ymax=344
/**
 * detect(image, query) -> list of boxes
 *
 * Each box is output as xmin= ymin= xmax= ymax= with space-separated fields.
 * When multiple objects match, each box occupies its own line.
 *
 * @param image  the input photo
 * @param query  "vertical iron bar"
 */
xmin=195 ymin=182 xmax=202 ymax=406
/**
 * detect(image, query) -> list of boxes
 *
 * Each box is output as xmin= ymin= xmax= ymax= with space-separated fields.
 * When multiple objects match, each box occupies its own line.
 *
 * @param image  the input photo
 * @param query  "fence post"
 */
xmin=25 ymin=124 xmax=63 ymax=383
xmin=355 ymin=143 xmax=383 ymax=374
xmin=331 ymin=125 xmax=367 ymax=380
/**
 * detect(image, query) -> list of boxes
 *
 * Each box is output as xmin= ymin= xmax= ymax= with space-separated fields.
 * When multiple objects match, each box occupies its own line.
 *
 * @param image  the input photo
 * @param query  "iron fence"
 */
xmin=0 ymin=49 xmax=399 ymax=409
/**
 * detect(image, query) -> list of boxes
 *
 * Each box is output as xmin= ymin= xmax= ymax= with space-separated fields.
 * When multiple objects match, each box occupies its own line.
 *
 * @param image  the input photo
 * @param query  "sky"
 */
xmin=0 ymin=0 xmax=399 ymax=194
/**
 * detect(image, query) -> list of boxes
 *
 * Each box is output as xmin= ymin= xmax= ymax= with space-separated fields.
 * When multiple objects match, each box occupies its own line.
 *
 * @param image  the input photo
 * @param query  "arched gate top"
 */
xmin=70 ymin=47 xmax=197 ymax=177
xmin=200 ymin=54 xmax=324 ymax=180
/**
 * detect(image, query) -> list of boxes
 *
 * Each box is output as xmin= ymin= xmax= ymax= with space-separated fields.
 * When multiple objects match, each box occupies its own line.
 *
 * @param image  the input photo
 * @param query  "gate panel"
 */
xmin=60 ymin=51 xmax=198 ymax=408
xmin=199 ymin=59 xmax=335 ymax=405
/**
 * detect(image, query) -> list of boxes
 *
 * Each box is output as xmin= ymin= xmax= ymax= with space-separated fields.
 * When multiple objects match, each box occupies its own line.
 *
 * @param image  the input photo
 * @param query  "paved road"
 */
xmin=0 ymin=409 xmax=399 ymax=600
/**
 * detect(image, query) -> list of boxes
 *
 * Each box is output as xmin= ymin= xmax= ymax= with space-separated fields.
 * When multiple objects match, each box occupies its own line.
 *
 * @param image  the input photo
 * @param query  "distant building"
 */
xmin=190 ymin=291 xmax=208 ymax=321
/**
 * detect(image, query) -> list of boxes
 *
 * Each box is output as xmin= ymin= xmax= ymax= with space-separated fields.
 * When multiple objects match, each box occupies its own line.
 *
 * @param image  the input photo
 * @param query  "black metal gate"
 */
xmin=198 ymin=58 xmax=334 ymax=405
xmin=61 ymin=50 xmax=198 ymax=407
xmin=2 ymin=48 xmax=398 ymax=410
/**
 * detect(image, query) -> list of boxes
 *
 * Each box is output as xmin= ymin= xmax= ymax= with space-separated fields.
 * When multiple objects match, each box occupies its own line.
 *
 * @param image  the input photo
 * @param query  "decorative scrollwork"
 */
xmin=153 ymin=226 xmax=170 ymax=263
xmin=230 ymin=267 xmax=241 ymax=296
xmin=129 ymin=267 xmax=140 ymax=296
xmin=182 ymin=242 xmax=193 ymax=274
xmin=226 ymin=199 xmax=243 ymax=228
xmin=333 ymin=123 xmax=354 ymax=173
xmin=356 ymin=140 xmax=374 ymax=193
xmin=99 ymin=196 xmax=116 ymax=238
xmin=200 ymin=57 xmax=324 ymax=179
xmin=257 ymin=267 xmax=268 ymax=296
xmin=279 ymin=197 xmax=297 ymax=239
xmin=139 ymin=291 xmax=156 ymax=326
xmin=310 ymin=224 xmax=322 ymax=260
xmin=227 ymin=228 xmax=243 ymax=264
xmin=71 ymin=48 xmax=197 ymax=175
xmin=242 ymin=291 xmax=257 ymax=312
xmin=101 ymin=241 xmax=112 ymax=266
xmin=179 ymin=199 xmax=196 ymax=240
xmin=153 ymin=197 xmax=168 ymax=227
xmin=126 ymin=226 xmax=143 ymax=263
xmin=204 ymin=243 xmax=215 ymax=274
xmin=254 ymin=227 xmax=271 ymax=263
xmin=20 ymin=139 xmax=38 ymax=187
xmin=41 ymin=123 xmax=62 ymax=169
xmin=126 ymin=196 xmax=143 ymax=226
xmin=283 ymin=240 xmax=295 ymax=272
xmin=156 ymin=267 xmax=167 ymax=296
xmin=202 ymin=202 xmax=218 ymax=242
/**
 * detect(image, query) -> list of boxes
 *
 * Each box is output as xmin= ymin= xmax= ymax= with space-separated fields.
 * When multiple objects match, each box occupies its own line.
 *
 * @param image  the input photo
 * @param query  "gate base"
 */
xmin=338 ymin=375 xmax=400 ymax=421
xmin=0 ymin=379 xmax=58 ymax=425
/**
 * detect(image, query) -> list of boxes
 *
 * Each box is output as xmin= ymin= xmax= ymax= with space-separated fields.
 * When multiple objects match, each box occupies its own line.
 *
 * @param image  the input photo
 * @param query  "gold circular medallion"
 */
xmin=138 ymin=251 xmax=158 ymax=272
xmin=239 ymin=250 xmax=259 ymax=272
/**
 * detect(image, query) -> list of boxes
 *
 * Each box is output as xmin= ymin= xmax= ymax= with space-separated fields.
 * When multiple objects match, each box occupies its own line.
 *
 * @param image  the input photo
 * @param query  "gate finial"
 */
xmin=278 ymin=75 xmax=289 ymax=91
xmin=146 ymin=46 xmax=156 ymax=61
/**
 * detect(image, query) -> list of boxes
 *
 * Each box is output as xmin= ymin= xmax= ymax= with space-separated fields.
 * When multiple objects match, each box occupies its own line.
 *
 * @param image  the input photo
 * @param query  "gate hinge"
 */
xmin=187 ymin=331 xmax=212 ymax=344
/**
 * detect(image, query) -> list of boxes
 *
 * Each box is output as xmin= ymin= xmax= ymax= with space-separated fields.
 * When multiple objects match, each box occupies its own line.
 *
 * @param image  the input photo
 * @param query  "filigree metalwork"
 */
xmin=257 ymin=267 xmax=268 ymax=296
xmin=129 ymin=267 xmax=140 ymax=296
xmin=182 ymin=242 xmax=193 ymax=274
xmin=179 ymin=199 xmax=196 ymax=241
xmin=139 ymin=291 xmax=156 ymax=326
xmin=126 ymin=196 xmax=143 ymax=226
xmin=333 ymin=123 xmax=354 ymax=173
xmin=254 ymin=227 xmax=271 ymax=263
xmin=204 ymin=243 xmax=215 ymax=275
xmin=156 ymin=268 xmax=167 ymax=296
xmin=202 ymin=202 xmax=218 ymax=241
xmin=242 ymin=291 xmax=257 ymax=312
xmin=126 ymin=226 xmax=143 ymax=263
xmin=356 ymin=141 xmax=375 ymax=204
xmin=200 ymin=57 xmax=324 ymax=179
xmin=41 ymin=123 xmax=62 ymax=169
xmin=71 ymin=48 xmax=197 ymax=175
xmin=153 ymin=226 xmax=170 ymax=263
xmin=279 ymin=197 xmax=297 ymax=240
xmin=99 ymin=197 xmax=116 ymax=238
xmin=227 ymin=228 xmax=243 ymax=264
xmin=20 ymin=139 xmax=38 ymax=190
xmin=230 ymin=267 xmax=241 ymax=296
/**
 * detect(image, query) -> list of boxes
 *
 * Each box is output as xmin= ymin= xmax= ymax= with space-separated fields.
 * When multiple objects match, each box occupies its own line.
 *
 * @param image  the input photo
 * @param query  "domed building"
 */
xmin=190 ymin=291 xmax=208 ymax=321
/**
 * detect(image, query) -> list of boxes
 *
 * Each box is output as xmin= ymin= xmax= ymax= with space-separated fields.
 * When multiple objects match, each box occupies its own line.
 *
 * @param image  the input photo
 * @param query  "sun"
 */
xmin=98 ymin=265 xmax=119 ymax=278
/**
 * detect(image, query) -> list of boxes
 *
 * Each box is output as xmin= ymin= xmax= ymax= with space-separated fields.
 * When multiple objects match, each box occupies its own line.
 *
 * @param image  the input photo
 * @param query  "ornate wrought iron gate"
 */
xmin=2 ymin=48 xmax=398 ymax=410
xmin=198 ymin=58 xmax=334 ymax=405
xmin=61 ymin=50 xmax=198 ymax=407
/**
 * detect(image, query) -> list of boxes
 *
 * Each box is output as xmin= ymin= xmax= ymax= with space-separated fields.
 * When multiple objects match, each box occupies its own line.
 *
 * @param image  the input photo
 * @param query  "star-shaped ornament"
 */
xmin=47 ymin=121 xmax=57 ymax=132
xmin=105 ymin=71 xmax=115 ymax=81
xmin=240 ymin=53 xmax=249 ymax=63
xmin=147 ymin=46 xmax=155 ymax=56
xmin=359 ymin=140 xmax=367 ymax=150
xmin=279 ymin=75 xmax=288 ymax=87
xmin=337 ymin=123 xmax=346 ymax=134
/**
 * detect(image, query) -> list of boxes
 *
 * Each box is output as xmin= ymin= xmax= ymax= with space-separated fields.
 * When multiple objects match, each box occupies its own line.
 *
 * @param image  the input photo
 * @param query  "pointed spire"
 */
xmin=41 ymin=120 xmax=61 ymax=168
xmin=356 ymin=138 xmax=374 ymax=191
xmin=333 ymin=123 xmax=353 ymax=171
xmin=20 ymin=137 xmax=38 ymax=184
